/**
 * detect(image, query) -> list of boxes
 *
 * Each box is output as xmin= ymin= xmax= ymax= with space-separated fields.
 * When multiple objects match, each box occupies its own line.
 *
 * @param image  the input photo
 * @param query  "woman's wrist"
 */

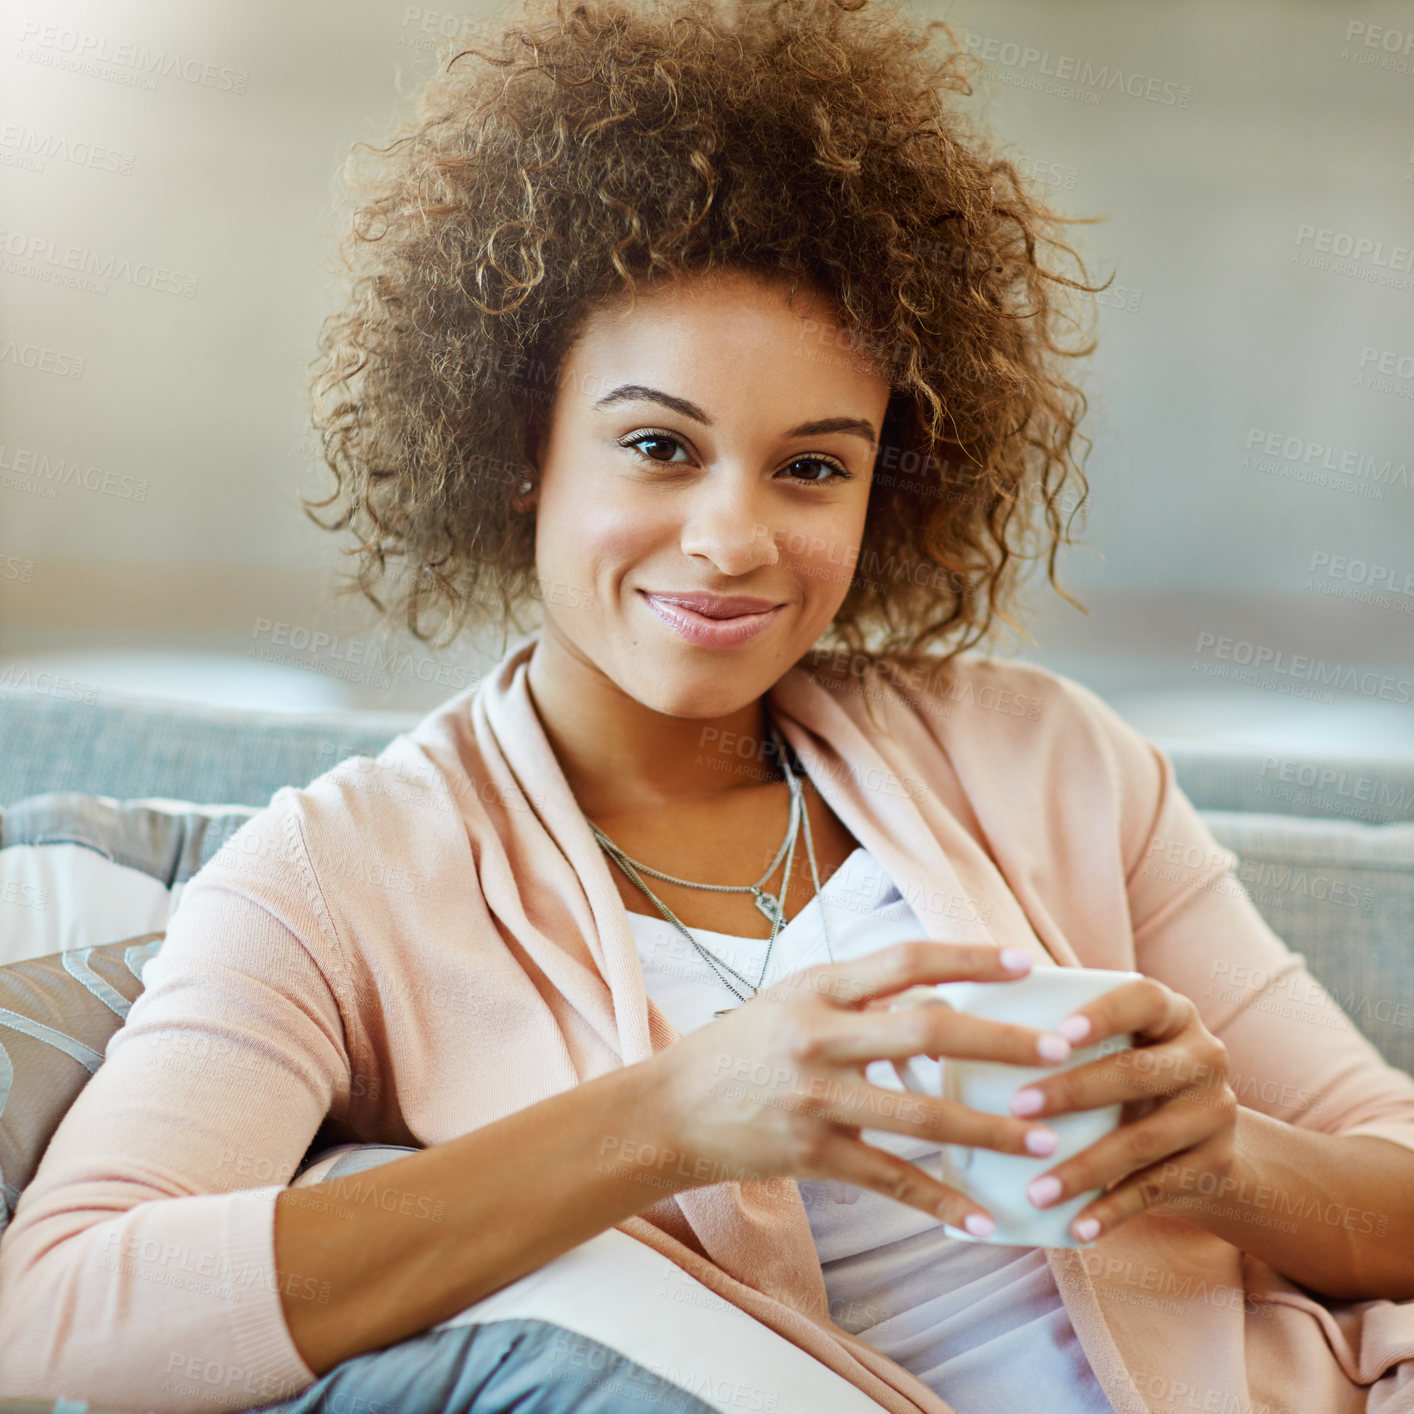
xmin=1153 ymin=1106 xmax=1414 ymax=1301
xmin=587 ymin=1049 xmax=713 ymax=1201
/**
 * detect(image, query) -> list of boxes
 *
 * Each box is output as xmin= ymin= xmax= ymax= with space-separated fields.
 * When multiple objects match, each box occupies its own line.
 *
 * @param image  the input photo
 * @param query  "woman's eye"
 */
xmin=625 ymin=433 xmax=690 ymax=463
xmin=782 ymin=457 xmax=851 ymax=484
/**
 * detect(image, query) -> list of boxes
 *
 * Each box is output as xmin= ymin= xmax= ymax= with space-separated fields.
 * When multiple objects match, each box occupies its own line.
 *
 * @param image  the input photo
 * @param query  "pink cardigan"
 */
xmin=3 ymin=637 xmax=1414 ymax=1413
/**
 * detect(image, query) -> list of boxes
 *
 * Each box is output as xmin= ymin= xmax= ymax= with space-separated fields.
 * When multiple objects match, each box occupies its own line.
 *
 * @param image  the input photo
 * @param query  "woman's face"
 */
xmin=526 ymin=268 xmax=891 ymax=721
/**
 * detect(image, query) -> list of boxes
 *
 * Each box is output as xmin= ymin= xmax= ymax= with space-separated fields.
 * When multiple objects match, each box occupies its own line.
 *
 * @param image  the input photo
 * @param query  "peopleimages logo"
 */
xmin=1340 ymin=20 xmax=1414 ymax=75
xmin=0 ymin=228 xmax=199 ymax=298
xmin=958 ymin=29 xmax=1192 ymax=107
xmin=15 ymin=21 xmax=249 ymax=94
xmin=1241 ymin=427 xmax=1410 ymax=498
xmin=1294 ymin=224 xmax=1414 ymax=271
xmin=1291 ymin=224 xmax=1414 ymax=293
xmin=1193 ymin=633 xmax=1414 ymax=705
xmin=248 ymin=619 xmax=476 ymax=691
xmin=0 ymin=123 xmax=136 ymax=176
xmin=1308 ymin=550 xmax=1414 ymax=598
xmin=0 ymin=339 xmax=85 ymax=378
xmin=0 ymin=444 xmax=149 ymax=501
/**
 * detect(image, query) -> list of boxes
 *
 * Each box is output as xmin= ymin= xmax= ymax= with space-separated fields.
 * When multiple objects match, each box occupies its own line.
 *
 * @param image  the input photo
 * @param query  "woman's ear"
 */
xmin=511 ymin=474 xmax=538 ymax=514
xmin=512 ymin=425 xmax=543 ymax=513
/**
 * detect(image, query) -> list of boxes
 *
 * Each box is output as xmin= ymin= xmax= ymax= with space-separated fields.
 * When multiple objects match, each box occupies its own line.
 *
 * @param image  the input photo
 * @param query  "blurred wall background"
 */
xmin=1 ymin=0 xmax=1411 ymax=752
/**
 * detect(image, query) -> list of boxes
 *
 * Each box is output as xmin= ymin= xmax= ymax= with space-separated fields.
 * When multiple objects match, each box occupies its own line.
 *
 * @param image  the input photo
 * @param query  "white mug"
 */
xmin=890 ymin=965 xmax=1141 ymax=1247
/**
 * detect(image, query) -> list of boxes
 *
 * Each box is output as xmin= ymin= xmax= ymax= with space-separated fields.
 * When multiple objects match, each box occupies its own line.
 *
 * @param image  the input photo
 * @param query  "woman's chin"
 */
xmin=614 ymin=657 xmax=778 ymax=722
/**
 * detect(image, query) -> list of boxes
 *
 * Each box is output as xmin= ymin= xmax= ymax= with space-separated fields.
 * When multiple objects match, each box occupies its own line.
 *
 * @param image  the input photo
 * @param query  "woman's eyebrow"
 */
xmin=592 ymin=383 xmax=878 ymax=448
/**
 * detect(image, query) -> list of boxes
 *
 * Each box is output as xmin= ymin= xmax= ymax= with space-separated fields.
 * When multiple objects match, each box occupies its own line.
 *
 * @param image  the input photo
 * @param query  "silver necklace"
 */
xmin=589 ymin=717 xmax=837 ymax=1016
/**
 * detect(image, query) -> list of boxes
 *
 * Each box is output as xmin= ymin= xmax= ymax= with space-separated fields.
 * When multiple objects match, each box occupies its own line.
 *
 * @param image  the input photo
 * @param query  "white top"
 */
xmin=626 ymin=844 xmax=1115 ymax=1414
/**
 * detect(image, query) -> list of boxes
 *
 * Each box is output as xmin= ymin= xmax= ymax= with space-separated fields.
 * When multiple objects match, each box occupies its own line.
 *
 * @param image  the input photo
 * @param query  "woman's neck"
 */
xmin=524 ymin=634 xmax=786 ymax=817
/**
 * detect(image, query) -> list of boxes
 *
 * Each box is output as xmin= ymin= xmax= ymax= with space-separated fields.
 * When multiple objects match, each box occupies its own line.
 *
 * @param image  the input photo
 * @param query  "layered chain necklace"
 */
xmin=587 ymin=712 xmax=837 ymax=1017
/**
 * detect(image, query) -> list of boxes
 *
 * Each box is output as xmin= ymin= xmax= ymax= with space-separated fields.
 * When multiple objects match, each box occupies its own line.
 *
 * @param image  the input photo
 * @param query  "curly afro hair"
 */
xmin=304 ymin=0 xmax=1103 ymax=665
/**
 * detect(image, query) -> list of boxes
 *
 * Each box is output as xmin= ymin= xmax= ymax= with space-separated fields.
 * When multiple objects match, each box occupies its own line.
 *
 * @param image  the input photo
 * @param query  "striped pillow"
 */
xmin=0 ymin=792 xmax=257 ymax=1237
xmin=0 ymin=792 xmax=257 ymax=967
xmin=0 ymin=931 xmax=162 ymax=1237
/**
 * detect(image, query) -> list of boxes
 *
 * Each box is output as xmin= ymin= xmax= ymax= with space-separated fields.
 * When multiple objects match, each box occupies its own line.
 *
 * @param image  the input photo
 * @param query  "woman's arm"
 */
xmin=975 ymin=672 xmax=1414 ymax=1303
xmin=1163 ymin=1110 xmax=1414 ymax=1301
xmin=275 ymin=939 xmax=1071 ymax=1375
xmin=274 ymin=1058 xmax=680 ymax=1375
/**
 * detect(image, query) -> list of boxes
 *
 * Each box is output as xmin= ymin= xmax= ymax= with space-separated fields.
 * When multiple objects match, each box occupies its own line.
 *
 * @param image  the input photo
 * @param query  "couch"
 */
xmin=1 ymin=683 xmax=1412 ymax=1413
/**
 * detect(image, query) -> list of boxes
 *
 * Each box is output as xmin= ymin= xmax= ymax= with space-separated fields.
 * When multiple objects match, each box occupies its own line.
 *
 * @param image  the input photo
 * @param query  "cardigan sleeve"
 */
xmin=1056 ymin=673 xmax=1414 ymax=1157
xmin=0 ymin=791 xmax=346 ymax=1411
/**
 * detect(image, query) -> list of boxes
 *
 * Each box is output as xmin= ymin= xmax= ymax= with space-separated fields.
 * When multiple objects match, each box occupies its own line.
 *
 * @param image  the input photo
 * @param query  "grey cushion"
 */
xmin=0 ymin=689 xmax=418 ymax=809
xmin=1159 ymin=747 xmax=1414 ymax=826
xmin=1205 ymin=810 xmax=1414 ymax=1076
xmin=1 ymin=790 xmax=255 ymax=882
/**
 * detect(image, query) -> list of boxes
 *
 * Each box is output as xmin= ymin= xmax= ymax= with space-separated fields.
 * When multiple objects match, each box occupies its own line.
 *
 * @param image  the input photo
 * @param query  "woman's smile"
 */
xmin=637 ymin=589 xmax=788 ymax=649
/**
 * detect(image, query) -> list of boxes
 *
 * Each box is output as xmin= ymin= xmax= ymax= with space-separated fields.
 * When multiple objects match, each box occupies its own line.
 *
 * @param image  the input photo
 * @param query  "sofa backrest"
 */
xmin=0 ymin=688 xmax=419 ymax=809
xmin=5 ymin=685 xmax=1414 ymax=824
xmin=1202 ymin=811 xmax=1414 ymax=1076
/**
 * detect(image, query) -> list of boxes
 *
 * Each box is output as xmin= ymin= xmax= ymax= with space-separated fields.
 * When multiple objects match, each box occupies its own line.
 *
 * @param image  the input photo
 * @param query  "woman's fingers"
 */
xmin=1063 ymin=1156 xmax=1185 ymax=1243
xmin=1005 ymin=988 xmax=1229 ymax=1120
xmin=1007 ymin=1039 xmax=1231 ymax=1118
xmin=1041 ymin=976 xmax=1189 ymax=1051
xmin=804 ymin=1131 xmax=1000 ymax=1238
xmin=774 ymin=940 xmax=1034 ymax=1012
xmin=802 ymin=1002 xmax=1076 ymax=1071
xmin=1020 ymin=1089 xmax=1234 ymax=1235
xmin=783 ymin=1071 xmax=1060 ymax=1159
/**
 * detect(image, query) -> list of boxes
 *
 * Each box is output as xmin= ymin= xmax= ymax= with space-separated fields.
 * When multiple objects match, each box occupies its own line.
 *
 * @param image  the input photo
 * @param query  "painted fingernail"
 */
xmin=1037 ymin=1033 xmax=1071 ymax=1063
xmin=999 ymin=948 xmax=1032 ymax=972
xmin=1028 ymin=1175 xmax=1063 ymax=1207
xmin=964 ymin=1212 xmax=996 ymax=1238
xmin=1073 ymin=1217 xmax=1101 ymax=1242
xmin=1025 ymin=1127 xmax=1059 ymax=1156
xmin=1010 ymin=1088 xmax=1045 ymax=1116
xmin=1057 ymin=1014 xmax=1091 ymax=1043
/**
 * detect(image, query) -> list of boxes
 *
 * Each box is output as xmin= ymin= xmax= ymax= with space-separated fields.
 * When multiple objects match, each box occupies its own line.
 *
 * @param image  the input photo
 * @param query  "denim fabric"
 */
xmin=237 ymin=1317 xmax=719 ymax=1414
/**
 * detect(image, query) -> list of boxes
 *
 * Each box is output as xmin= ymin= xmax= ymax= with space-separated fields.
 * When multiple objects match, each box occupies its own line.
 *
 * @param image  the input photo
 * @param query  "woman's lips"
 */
xmin=639 ymin=591 xmax=786 ymax=648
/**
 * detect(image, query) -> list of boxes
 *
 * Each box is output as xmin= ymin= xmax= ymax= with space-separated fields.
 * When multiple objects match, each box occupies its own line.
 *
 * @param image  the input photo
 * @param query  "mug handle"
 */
xmin=891 ymin=1053 xmax=932 ymax=1097
xmin=888 ymin=984 xmax=956 ymax=1095
xmin=887 ymin=989 xmax=971 ymax=1181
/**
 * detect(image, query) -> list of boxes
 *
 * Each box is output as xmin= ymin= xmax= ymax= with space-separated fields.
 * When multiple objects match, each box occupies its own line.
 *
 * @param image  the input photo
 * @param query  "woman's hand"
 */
xmin=1004 ymin=976 xmax=1239 ymax=1243
xmin=640 ymin=941 xmax=1078 ymax=1239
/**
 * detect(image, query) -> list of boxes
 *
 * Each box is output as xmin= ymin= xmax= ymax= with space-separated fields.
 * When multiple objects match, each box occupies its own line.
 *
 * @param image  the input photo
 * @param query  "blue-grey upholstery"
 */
xmin=5 ymin=686 xmax=1414 ymax=824
xmin=0 ymin=689 xmax=420 ymax=810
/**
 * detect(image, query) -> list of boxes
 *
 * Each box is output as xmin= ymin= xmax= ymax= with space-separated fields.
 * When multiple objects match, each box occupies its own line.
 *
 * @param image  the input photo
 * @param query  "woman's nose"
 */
xmin=677 ymin=476 xmax=781 ymax=575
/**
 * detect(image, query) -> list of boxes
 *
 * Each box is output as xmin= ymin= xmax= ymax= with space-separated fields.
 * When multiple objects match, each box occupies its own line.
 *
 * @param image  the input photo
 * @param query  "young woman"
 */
xmin=3 ymin=0 xmax=1414 ymax=1411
